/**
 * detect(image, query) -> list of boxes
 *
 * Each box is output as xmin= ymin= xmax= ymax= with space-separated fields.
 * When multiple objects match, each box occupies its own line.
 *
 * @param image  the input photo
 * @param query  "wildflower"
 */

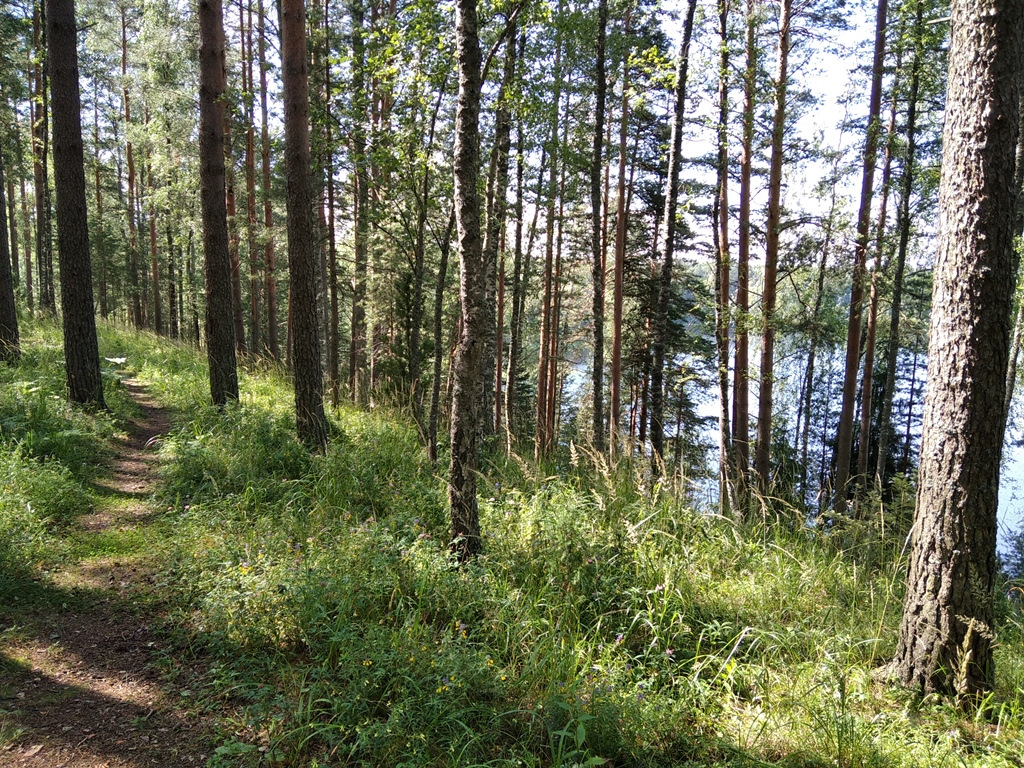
xmin=616 ymin=633 xmax=624 ymax=644
xmin=362 ymin=658 xmax=373 ymax=667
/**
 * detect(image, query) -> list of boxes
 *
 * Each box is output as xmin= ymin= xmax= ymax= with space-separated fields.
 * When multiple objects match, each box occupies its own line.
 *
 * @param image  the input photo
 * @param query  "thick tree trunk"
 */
xmin=833 ymin=0 xmax=888 ymax=515
xmin=449 ymin=0 xmax=485 ymax=560
xmin=754 ymin=0 xmax=791 ymax=496
xmin=198 ymin=0 xmax=240 ymax=407
xmin=650 ymin=0 xmax=697 ymax=472
xmin=281 ymin=0 xmax=328 ymax=450
xmin=894 ymin=0 xmax=1023 ymax=694
xmin=47 ymin=0 xmax=105 ymax=407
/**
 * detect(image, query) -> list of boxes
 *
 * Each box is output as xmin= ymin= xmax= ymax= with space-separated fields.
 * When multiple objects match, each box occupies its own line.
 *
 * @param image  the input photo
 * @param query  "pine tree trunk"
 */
xmin=590 ymin=0 xmax=608 ymax=453
xmin=92 ymin=93 xmax=107 ymax=319
xmin=47 ymin=0 xmax=105 ymax=407
xmin=833 ymin=0 xmax=888 ymax=515
xmin=258 ymin=0 xmax=278 ymax=360
xmin=349 ymin=0 xmax=369 ymax=405
xmin=121 ymin=7 xmax=141 ymax=328
xmin=0 ymin=152 xmax=20 ymax=362
xmin=244 ymin=0 xmax=261 ymax=356
xmin=609 ymin=10 xmax=631 ymax=459
xmin=281 ymin=0 xmax=328 ymax=450
xmin=650 ymin=0 xmax=697 ymax=472
xmin=875 ymin=0 xmax=924 ymax=486
xmin=19 ymin=175 xmax=33 ymax=311
xmin=732 ymin=0 xmax=757 ymax=512
xmin=224 ymin=107 xmax=247 ymax=357
xmin=754 ymin=0 xmax=791 ymax=496
xmin=894 ymin=0 xmax=1023 ymax=694
xmin=33 ymin=2 xmax=55 ymax=315
xmin=198 ymin=0 xmax=240 ymax=407
xmin=148 ymin=164 xmax=162 ymax=335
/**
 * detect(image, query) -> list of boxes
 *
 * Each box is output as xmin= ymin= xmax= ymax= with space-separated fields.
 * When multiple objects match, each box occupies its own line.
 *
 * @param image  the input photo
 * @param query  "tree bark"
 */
xmin=449 ymin=0 xmax=485 ymax=559
xmin=33 ymin=2 xmax=55 ymax=315
xmin=732 ymin=0 xmax=757 ymax=511
xmin=198 ymin=0 xmax=240 ymax=407
xmin=754 ymin=0 xmax=791 ymax=496
xmin=894 ymin=0 xmax=1023 ymax=695
xmin=121 ymin=5 xmax=140 ymax=327
xmin=482 ymin=30 xmax=517 ymax=440
xmin=281 ymin=0 xmax=328 ymax=450
xmin=349 ymin=0 xmax=370 ymax=405
xmin=0 ymin=152 xmax=20 ymax=362
xmin=428 ymin=208 xmax=456 ymax=464
xmin=47 ymin=0 xmax=105 ymax=407
xmin=244 ymin=0 xmax=261 ymax=356
xmin=257 ymin=0 xmax=278 ymax=360
xmin=609 ymin=8 xmax=631 ymax=459
xmin=590 ymin=0 xmax=608 ymax=453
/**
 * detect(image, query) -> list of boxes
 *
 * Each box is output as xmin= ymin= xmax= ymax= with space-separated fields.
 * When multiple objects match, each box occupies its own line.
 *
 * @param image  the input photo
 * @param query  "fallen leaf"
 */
xmin=23 ymin=744 xmax=44 ymax=757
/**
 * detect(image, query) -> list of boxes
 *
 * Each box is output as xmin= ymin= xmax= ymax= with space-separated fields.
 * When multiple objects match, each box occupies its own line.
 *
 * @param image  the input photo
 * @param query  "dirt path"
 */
xmin=1 ymin=381 xmax=215 ymax=768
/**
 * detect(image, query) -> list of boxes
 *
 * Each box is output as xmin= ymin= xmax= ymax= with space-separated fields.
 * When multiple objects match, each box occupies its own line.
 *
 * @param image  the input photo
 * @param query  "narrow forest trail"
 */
xmin=1 ymin=381 xmax=216 ymax=768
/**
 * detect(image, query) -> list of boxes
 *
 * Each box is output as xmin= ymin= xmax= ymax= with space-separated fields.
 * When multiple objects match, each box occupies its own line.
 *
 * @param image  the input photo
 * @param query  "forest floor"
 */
xmin=0 ymin=381 xmax=218 ymax=768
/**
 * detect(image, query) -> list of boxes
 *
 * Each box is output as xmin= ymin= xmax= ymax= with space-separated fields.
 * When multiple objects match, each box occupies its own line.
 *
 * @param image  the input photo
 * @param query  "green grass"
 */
xmin=4 ymin=316 xmax=1024 ymax=766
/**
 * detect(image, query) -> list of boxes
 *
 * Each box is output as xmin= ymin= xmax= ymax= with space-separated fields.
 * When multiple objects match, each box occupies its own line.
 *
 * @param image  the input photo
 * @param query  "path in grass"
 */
xmin=1 ymin=381 xmax=215 ymax=768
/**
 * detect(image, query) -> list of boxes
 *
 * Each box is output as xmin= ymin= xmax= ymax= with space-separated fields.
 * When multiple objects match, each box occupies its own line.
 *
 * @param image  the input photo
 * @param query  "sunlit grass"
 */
xmin=5 ymin=315 xmax=1024 ymax=766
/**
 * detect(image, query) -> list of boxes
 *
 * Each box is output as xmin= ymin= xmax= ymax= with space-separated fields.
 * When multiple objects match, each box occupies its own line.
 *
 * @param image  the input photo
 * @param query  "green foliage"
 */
xmin=147 ymin=343 xmax=1024 ymax=767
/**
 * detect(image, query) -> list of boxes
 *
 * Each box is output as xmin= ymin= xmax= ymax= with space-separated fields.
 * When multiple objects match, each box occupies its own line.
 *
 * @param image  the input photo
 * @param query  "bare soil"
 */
xmin=1 ymin=381 xmax=217 ymax=768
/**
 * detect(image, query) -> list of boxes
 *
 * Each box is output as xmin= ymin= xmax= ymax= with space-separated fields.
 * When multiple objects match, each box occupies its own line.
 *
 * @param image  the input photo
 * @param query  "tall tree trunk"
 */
xmin=894 ymin=0 xmax=1023 ymax=694
xmin=121 ymin=6 xmax=141 ymax=327
xmin=6 ymin=164 xmax=19 ymax=290
xmin=92 ymin=92 xmax=107 ymax=319
xmin=651 ymin=0 xmax=697 ymax=473
xmin=244 ymin=0 xmax=261 ymax=355
xmin=0 ymin=152 xmax=20 ymax=363
xmin=536 ymin=25 xmax=563 ymax=460
xmin=610 ymin=8 xmax=631 ymax=459
xmin=47 ymin=0 xmax=105 ymax=407
xmin=411 ymin=82 xmax=448 ymax=432
xmin=33 ymin=1 xmax=55 ymax=315
xmin=449 ymin=0 xmax=485 ymax=560
xmin=199 ymin=0 xmax=240 ymax=407
xmin=349 ymin=0 xmax=369 ymax=404
xmin=712 ymin=0 xmax=732 ymax=504
xmin=167 ymin=215 xmax=178 ymax=339
xmin=833 ymin=0 xmax=888 ymax=515
xmin=482 ymin=30 xmax=517 ymax=440
xmin=876 ymin=0 xmax=925 ymax=486
xmin=19 ymin=176 xmax=33 ymax=311
xmin=732 ymin=0 xmax=757 ymax=510
xmin=224 ymin=105 xmax=247 ymax=356
xmin=857 ymin=82 xmax=900 ymax=490
xmin=281 ymin=0 xmax=328 ymax=450
xmin=428 ymin=208 xmax=456 ymax=464
xmin=754 ymin=0 xmax=791 ymax=497
xmin=148 ymin=163 xmax=162 ymax=335
xmin=258 ymin=0 xmax=278 ymax=359
xmin=590 ymin=0 xmax=608 ymax=453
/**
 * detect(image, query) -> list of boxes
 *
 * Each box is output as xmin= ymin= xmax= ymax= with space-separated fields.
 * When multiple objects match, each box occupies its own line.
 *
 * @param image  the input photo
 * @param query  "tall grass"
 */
xmin=7 ymin=317 xmax=1024 ymax=766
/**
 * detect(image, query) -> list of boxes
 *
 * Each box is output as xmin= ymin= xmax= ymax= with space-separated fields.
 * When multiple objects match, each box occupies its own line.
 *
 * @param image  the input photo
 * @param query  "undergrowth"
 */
xmin=6 ymin=317 xmax=1024 ymax=766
